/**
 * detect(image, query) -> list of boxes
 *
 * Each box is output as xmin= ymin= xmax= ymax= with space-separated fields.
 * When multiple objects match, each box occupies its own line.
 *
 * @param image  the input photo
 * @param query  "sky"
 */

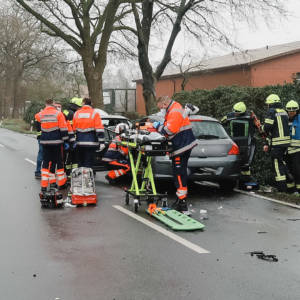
xmin=170 ymin=0 xmax=300 ymax=61
xmin=232 ymin=0 xmax=300 ymax=51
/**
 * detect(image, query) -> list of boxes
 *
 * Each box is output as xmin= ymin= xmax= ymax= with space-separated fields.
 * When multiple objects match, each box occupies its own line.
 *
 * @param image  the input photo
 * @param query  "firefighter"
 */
xmin=153 ymin=96 xmax=197 ymax=214
xmin=285 ymin=100 xmax=300 ymax=193
xmin=221 ymin=101 xmax=263 ymax=189
xmin=35 ymin=99 xmax=69 ymax=191
xmin=103 ymin=123 xmax=130 ymax=183
xmin=262 ymin=94 xmax=290 ymax=192
xmin=72 ymin=97 xmax=105 ymax=169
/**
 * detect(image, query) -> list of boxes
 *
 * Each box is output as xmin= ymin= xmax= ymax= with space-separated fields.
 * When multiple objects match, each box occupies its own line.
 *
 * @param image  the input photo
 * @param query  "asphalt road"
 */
xmin=1 ymin=128 xmax=300 ymax=300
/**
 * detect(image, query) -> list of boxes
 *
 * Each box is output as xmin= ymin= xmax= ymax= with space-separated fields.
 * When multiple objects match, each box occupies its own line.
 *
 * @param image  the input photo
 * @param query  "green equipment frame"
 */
xmin=121 ymin=141 xmax=168 ymax=212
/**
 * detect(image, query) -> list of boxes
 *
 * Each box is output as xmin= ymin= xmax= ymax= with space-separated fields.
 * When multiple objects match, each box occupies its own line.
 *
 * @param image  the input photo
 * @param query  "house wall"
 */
xmin=136 ymin=67 xmax=251 ymax=115
xmin=250 ymin=52 xmax=300 ymax=86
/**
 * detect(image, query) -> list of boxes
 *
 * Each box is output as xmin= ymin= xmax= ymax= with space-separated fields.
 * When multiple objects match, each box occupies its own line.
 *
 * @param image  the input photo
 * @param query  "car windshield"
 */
xmin=191 ymin=120 xmax=228 ymax=139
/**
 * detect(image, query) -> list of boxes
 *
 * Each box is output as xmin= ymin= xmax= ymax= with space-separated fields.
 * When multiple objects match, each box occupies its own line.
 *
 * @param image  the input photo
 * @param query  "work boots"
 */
xmin=173 ymin=198 xmax=191 ymax=215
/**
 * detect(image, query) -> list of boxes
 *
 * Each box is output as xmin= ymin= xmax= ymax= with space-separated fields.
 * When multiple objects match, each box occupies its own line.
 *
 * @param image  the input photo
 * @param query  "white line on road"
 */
xmin=113 ymin=205 xmax=210 ymax=255
xmin=25 ymin=158 xmax=36 ymax=166
xmin=234 ymin=188 xmax=300 ymax=209
xmin=0 ymin=143 xmax=4 ymax=148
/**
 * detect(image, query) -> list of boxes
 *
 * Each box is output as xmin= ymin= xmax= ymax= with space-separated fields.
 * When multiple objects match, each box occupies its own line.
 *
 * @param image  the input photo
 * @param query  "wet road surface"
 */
xmin=1 ymin=128 xmax=300 ymax=300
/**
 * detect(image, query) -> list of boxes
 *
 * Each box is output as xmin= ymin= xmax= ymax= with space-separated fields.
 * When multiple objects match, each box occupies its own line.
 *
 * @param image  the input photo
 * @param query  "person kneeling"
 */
xmin=103 ymin=123 xmax=130 ymax=184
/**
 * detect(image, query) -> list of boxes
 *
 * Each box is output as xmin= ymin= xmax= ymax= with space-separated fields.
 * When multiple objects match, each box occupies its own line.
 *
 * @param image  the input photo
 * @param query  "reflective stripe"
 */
xmin=77 ymin=141 xmax=99 ymax=146
xmin=272 ymin=140 xmax=290 ymax=146
xmin=76 ymin=128 xmax=95 ymax=132
xmin=296 ymin=184 xmax=300 ymax=189
xmin=265 ymin=118 xmax=274 ymax=125
xmin=96 ymin=128 xmax=105 ymax=133
xmin=40 ymin=140 xmax=63 ymax=144
xmin=164 ymin=126 xmax=174 ymax=136
xmin=42 ymin=127 xmax=59 ymax=132
xmin=78 ymin=113 xmax=91 ymax=119
xmin=287 ymin=183 xmax=295 ymax=188
xmin=57 ymin=175 xmax=66 ymax=181
xmin=102 ymin=157 xmax=113 ymax=162
xmin=241 ymin=170 xmax=251 ymax=175
xmin=272 ymin=136 xmax=290 ymax=141
xmin=179 ymin=125 xmax=192 ymax=132
xmin=275 ymin=175 xmax=286 ymax=181
xmin=277 ymin=115 xmax=284 ymax=138
xmin=288 ymin=147 xmax=300 ymax=154
xmin=170 ymin=140 xmax=198 ymax=157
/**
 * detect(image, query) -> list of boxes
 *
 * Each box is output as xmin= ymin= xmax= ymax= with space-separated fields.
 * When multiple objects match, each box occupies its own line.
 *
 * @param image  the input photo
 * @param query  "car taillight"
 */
xmin=228 ymin=143 xmax=240 ymax=155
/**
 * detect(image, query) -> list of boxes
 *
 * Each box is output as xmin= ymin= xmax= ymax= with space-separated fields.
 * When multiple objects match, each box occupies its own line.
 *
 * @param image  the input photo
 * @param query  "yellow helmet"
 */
xmin=286 ymin=100 xmax=299 ymax=111
xmin=70 ymin=97 xmax=83 ymax=107
xmin=265 ymin=94 xmax=280 ymax=104
xmin=233 ymin=101 xmax=246 ymax=113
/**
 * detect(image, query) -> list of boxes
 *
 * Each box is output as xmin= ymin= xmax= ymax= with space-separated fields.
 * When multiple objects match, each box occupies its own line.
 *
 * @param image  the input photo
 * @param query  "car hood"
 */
xmin=191 ymin=139 xmax=234 ymax=157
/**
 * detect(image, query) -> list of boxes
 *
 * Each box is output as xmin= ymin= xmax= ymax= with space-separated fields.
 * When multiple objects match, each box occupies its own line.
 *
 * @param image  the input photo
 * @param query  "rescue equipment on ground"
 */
xmin=146 ymin=203 xmax=205 ymax=231
xmin=39 ymin=162 xmax=64 ymax=209
xmin=70 ymin=167 xmax=97 ymax=205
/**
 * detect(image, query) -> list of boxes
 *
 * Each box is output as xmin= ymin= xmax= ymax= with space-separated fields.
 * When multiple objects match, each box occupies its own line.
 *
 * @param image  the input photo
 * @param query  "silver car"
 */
xmin=152 ymin=115 xmax=241 ymax=191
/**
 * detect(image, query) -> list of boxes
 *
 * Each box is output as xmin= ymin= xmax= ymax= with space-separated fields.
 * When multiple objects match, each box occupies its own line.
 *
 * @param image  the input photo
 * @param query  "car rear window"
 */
xmin=191 ymin=120 xmax=228 ymax=139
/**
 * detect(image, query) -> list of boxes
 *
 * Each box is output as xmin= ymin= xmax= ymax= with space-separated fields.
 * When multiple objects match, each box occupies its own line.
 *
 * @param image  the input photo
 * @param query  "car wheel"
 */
xmin=219 ymin=180 xmax=237 ymax=192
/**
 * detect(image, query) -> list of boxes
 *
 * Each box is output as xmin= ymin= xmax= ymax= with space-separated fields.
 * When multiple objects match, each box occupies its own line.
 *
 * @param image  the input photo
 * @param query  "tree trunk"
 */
xmin=82 ymin=55 xmax=104 ymax=109
xmin=142 ymin=77 xmax=156 ymax=115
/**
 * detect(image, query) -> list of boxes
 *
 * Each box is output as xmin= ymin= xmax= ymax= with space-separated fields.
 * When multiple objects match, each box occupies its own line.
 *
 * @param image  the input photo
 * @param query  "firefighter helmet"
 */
xmin=115 ymin=123 xmax=129 ymax=134
xmin=233 ymin=102 xmax=246 ymax=113
xmin=70 ymin=97 xmax=83 ymax=107
xmin=265 ymin=94 xmax=280 ymax=104
xmin=286 ymin=100 xmax=299 ymax=111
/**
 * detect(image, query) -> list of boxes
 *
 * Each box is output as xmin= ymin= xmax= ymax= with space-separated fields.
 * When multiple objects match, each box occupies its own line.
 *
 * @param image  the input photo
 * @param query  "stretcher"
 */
xmin=120 ymin=130 xmax=171 ymax=212
xmin=147 ymin=204 xmax=205 ymax=231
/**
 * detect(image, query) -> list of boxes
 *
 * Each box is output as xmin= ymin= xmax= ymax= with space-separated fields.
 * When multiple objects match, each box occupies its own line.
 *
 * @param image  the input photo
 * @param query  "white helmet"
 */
xmin=115 ymin=123 xmax=129 ymax=134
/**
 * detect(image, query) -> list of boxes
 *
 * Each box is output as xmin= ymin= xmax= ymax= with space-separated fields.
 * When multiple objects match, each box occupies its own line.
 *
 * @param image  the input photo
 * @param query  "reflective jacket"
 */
xmin=73 ymin=105 xmax=104 ymax=147
xmin=221 ymin=111 xmax=256 ymax=138
xmin=263 ymin=103 xmax=290 ymax=147
xmin=35 ymin=106 xmax=68 ymax=145
xmin=103 ymin=136 xmax=128 ymax=162
xmin=157 ymin=100 xmax=197 ymax=157
xmin=288 ymin=114 xmax=300 ymax=154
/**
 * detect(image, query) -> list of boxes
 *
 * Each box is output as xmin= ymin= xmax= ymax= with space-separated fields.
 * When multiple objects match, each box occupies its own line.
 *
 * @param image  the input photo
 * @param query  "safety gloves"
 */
xmin=152 ymin=121 xmax=161 ymax=129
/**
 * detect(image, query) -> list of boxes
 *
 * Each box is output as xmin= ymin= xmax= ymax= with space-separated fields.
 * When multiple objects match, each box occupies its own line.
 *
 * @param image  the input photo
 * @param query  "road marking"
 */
xmin=234 ymin=188 xmax=300 ymax=209
xmin=25 ymin=158 xmax=36 ymax=166
xmin=113 ymin=205 xmax=210 ymax=254
xmin=0 ymin=143 xmax=4 ymax=148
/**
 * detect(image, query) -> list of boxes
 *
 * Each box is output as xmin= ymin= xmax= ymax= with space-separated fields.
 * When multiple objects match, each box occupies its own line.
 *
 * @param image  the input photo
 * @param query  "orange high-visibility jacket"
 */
xmin=73 ymin=105 xmax=104 ymax=147
xmin=35 ymin=106 xmax=68 ymax=145
xmin=103 ymin=135 xmax=128 ymax=162
xmin=157 ymin=100 xmax=197 ymax=156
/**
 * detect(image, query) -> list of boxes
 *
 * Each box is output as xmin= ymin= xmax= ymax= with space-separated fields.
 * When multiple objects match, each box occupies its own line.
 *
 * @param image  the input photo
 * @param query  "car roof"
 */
xmin=189 ymin=115 xmax=219 ymax=122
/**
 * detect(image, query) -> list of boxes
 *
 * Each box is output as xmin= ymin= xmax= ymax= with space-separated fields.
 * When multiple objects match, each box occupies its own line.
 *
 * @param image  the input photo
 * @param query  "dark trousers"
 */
xmin=35 ymin=139 xmax=43 ymax=175
xmin=42 ymin=144 xmax=64 ymax=174
xmin=171 ymin=150 xmax=191 ymax=200
xmin=77 ymin=147 xmax=95 ymax=169
xmin=270 ymin=147 xmax=288 ymax=192
xmin=286 ymin=150 xmax=300 ymax=192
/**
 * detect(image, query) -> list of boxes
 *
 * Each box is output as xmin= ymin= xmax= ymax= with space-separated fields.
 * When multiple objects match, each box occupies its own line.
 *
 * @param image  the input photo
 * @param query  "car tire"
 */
xmin=219 ymin=180 xmax=237 ymax=192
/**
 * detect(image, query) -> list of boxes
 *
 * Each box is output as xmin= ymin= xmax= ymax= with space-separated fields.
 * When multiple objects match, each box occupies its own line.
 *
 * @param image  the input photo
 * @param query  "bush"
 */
xmin=23 ymin=101 xmax=44 ymax=124
xmin=173 ymin=83 xmax=300 ymax=185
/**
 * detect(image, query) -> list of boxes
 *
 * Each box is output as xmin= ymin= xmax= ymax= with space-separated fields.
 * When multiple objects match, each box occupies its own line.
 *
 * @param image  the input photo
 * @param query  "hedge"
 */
xmin=173 ymin=83 xmax=300 ymax=185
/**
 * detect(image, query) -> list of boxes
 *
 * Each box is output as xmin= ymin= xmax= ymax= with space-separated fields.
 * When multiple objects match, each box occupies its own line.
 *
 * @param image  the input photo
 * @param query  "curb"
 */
xmin=234 ymin=188 xmax=300 ymax=210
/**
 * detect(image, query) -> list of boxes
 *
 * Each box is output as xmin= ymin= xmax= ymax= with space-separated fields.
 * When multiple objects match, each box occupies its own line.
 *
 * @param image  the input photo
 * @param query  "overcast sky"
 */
xmin=233 ymin=0 xmax=300 ymax=50
xmin=171 ymin=0 xmax=300 ymax=60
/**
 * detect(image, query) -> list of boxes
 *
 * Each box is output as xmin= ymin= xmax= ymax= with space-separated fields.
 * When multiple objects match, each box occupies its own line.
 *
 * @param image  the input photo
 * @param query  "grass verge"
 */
xmin=0 ymin=119 xmax=35 ymax=134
